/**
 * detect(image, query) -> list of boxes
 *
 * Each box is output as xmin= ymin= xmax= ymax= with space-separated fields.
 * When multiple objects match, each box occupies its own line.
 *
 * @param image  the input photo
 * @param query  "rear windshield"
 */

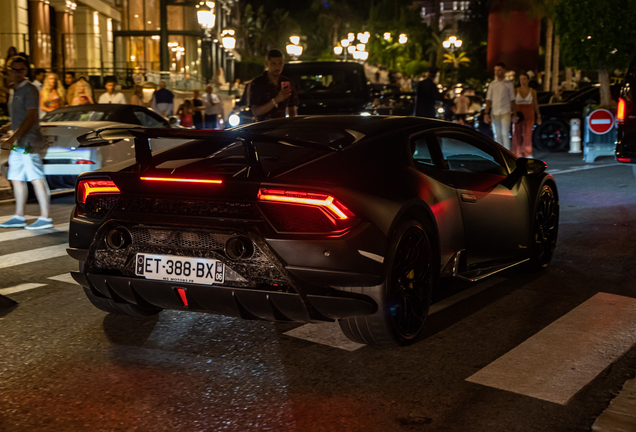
xmin=149 ymin=137 xmax=329 ymax=178
xmin=42 ymin=110 xmax=118 ymax=122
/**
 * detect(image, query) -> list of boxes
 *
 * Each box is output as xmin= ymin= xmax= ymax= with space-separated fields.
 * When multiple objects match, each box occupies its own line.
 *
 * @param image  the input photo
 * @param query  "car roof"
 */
xmin=238 ymin=115 xmax=445 ymax=144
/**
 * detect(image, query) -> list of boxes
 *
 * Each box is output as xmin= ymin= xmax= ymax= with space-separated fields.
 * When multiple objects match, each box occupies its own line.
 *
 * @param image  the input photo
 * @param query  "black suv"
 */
xmin=534 ymin=84 xmax=620 ymax=151
xmin=616 ymin=55 xmax=636 ymax=176
xmin=228 ymin=61 xmax=370 ymax=127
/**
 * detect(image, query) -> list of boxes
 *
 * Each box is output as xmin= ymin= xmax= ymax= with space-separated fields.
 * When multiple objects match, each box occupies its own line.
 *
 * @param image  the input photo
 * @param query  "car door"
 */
xmin=410 ymin=132 xmax=465 ymax=270
xmin=432 ymin=130 xmax=530 ymax=265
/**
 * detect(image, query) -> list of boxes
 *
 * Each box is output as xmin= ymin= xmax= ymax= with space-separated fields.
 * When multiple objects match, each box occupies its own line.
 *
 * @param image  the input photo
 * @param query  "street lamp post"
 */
xmin=286 ymin=35 xmax=303 ymax=61
xmin=442 ymin=36 xmax=464 ymax=85
xmin=442 ymin=35 xmax=462 ymax=52
xmin=197 ymin=1 xmax=216 ymax=86
xmin=221 ymin=29 xmax=236 ymax=93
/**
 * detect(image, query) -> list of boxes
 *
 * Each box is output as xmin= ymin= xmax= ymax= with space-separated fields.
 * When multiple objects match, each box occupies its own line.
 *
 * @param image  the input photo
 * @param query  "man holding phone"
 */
xmin=249 ymin=49 xmax=298 ymax=122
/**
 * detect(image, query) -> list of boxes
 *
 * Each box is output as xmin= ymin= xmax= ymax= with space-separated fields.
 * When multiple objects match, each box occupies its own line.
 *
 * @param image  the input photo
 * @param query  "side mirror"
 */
xmin=501 ymin=158 xmax=547 ymax=189
xmin=518 ymin=157 xmax=547 ymax=175
xmin=168 ymin=116 xmax=179 ymax=128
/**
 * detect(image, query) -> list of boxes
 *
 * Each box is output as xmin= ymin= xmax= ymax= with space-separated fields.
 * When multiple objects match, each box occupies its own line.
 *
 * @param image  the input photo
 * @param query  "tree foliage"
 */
xmin=364 ymin=0 xmax=433 ymax=76
xmin=556 ymin=0 xmax=636 ymax=72
xmin=556 ymin=0 xmax=636 ymax=105
xmin=236 ymin=3 xmax=301 ymax=61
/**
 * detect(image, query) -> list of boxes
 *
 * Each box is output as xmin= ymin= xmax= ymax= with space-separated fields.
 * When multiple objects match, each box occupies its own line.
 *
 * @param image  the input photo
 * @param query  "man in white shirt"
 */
xmin=32 ymin=68 xmax=45 ymax=118
xmin=32 ymin=69 xmax=45 ymax=92
xmin=202 ymin=84 xmax=221 ymax=129
xmin=98 ymin=78 xmax=127 ymax=104
xmin=484 ymin=62 xmax=517 ymax=150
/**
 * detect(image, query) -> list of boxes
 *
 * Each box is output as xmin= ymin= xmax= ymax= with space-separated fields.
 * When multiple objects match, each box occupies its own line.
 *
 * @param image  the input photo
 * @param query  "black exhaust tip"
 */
xmin=105 ymin=227 xmax=132 ymax=250
xmin=225 ymin=236 xmax=254 ymax=260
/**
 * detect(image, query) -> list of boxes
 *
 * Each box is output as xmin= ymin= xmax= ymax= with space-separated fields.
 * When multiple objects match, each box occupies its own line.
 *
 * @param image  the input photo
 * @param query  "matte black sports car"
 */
xmin=67 ymin=116 xmax=559 ymax=347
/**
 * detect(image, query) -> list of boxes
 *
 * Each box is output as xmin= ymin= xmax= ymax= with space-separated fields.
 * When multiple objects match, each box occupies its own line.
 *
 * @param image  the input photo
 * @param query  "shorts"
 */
xmin=7 ymin=150 xmax=45 ymax=182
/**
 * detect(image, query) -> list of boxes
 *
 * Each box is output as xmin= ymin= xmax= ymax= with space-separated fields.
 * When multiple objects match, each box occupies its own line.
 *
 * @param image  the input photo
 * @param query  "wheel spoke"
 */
xmin=532 ymin=187 xmax=558 ymax=266
xmin=388 ymin=226 xmax=432 ymax=338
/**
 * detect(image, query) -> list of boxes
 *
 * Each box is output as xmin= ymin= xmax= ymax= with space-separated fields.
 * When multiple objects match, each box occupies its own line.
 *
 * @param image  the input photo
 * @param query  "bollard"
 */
xmin=569 ymin=118 xmax=582 ymax=153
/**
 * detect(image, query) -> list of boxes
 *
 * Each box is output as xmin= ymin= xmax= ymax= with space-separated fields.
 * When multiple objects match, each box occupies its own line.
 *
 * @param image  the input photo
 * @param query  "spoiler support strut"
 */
xmin=134 ymin=136 xmax=154 ymax=172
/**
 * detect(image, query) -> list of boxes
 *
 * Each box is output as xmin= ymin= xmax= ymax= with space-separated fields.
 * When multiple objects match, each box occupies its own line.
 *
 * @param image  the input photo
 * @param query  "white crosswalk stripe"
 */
xmin=0 ymin=223 xmax=69 ymax=243
xmin=0 ymin=283 xmax=47 ymax=295
xmin=0 ymin=244 xmax=69 ymax=270
xmin=47 ymin=273 xmax=77 ymax=284
xmin=466 ymin=292 xmax=636 ymax=405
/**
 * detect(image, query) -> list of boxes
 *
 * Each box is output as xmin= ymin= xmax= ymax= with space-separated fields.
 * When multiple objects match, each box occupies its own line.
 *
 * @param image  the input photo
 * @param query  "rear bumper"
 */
xmin=72 ymin=271 xmax=377 ymax=322
xmin=615 ymin=133 xmax=636 ymax=163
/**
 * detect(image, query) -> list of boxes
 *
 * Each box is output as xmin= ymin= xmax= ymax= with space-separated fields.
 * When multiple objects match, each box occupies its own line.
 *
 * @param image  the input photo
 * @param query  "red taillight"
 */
xmin=77 ymin=179 xmax=120 ymax=204
xmin=617 ymin=157 xmax=632 ymax=163
xmin=617 ymin=98 xmax=626 ymax=124
xmin=140 ymin=177 xmax=223 ymax=184
xmin=75 ymin=159 xmax=95 ymax=165
xmin=257 ymin=188 xmax=359 ymax=234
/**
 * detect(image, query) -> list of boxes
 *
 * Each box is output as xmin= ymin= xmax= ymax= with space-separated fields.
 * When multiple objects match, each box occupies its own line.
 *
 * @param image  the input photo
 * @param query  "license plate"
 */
xmin=45 ymin=135 xmax=57 ymax=145
xmin=135 ymin=253 xmax=224 ymax=285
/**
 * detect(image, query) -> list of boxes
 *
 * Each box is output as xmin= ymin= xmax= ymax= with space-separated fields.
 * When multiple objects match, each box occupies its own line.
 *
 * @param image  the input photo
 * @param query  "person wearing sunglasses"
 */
xmin=0 ymin=56 xmax=52 ymax=230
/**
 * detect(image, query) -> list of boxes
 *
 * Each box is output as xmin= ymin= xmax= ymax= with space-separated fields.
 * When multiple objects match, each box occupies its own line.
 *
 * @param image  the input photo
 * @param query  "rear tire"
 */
xmin=528 ymin=184 xmax=559 ymax=269
xmin=338 ymin=220 xmax=435 ymax=347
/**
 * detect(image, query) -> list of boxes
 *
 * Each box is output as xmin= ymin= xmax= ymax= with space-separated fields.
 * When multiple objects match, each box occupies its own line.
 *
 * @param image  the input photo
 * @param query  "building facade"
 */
xmin=0 ymin=0 xmax=238 ymax=88
xmin=416 ymin=0 xmax=471 ymax=34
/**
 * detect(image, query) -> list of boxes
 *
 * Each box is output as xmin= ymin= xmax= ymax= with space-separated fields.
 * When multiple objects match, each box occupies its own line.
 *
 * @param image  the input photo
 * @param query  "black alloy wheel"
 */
xmin=530 ymin=185 xmax=559 ymax=268
xmin=338 ymin=220 xmax=435 ymax=347
xmin=387 ymin=225 xmax=432 ymax=339
xmin=533 ymin=119 xmax=570 ymax=152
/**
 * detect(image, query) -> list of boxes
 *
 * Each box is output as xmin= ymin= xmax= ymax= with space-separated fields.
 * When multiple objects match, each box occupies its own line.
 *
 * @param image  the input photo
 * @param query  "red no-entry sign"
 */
xmin=588 ymin=109 xmax=615 ymax=135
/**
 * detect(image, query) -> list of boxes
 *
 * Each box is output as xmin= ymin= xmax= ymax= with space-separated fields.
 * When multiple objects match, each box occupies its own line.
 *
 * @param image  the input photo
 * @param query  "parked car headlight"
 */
xmin=228 ymin=114 xmax=241 ymax=127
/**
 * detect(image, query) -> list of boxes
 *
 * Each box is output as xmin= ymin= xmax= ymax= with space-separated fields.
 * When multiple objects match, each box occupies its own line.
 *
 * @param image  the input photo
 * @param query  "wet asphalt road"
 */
xmin=0 ymin=151 xmax=635 ymax=432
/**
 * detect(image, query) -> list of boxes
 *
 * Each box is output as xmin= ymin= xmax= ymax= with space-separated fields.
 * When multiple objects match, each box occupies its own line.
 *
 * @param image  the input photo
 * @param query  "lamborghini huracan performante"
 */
xmin=67 ymin=116 xmax=559 ymax=347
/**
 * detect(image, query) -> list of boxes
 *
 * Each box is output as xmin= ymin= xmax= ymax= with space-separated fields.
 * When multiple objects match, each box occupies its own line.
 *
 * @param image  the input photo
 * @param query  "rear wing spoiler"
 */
xmin=76 ymin=127 xmax=331 ymax=174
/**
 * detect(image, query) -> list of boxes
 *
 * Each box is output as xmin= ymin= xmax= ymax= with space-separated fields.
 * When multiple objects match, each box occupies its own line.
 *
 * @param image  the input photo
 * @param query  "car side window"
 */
xmin=411 ymin=136 xmax=436 ymax=167
xmin=437 ymin=135 xmax=507 ymax=176
xmin=134 ymin=111 xmax=166 ymax=128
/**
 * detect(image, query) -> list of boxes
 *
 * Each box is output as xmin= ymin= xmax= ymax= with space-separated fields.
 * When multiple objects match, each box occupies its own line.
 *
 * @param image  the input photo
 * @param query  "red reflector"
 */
xmin=75 ymin=159 xmax=95 ymax=165
xmin=77 ymin=179 xmax=120 ymax=204
xmin=617 ymin=98 xmax=626 ymax=124
xmin=140 ymin=177 xmax=223 ymax=184
xmin=617 ymin=157 xmax=632 ymax=163
xmin=176 ymin=288 xmax=189 ymax=307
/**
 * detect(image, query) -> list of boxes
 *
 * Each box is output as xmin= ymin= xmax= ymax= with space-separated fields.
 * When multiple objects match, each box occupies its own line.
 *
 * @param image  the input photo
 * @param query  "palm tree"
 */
xmin=443 ymin=51 xmax=470 ymax=84
xmin=443 ymin=51 xmax=471 ymax=69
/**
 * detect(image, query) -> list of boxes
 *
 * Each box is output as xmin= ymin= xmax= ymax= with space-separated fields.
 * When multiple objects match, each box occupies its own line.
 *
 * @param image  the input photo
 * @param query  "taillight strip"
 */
xmin=258 ymin=191 xmax=350 ymax=219
xmin=140 ymin=177 xmax=223 ymax=184
xmin=78 ymin=180 xmax=120 ymax=204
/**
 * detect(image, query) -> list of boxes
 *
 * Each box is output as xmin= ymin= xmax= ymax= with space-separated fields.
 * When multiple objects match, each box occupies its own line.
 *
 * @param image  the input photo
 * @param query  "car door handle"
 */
xmin=461 ymin=193 xmax=477 ymax=203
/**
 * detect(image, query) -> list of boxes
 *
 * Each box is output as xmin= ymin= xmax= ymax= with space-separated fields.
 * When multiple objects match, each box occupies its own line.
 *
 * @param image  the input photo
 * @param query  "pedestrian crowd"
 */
xmin=413 ymin=62 xmax=545 ymax=158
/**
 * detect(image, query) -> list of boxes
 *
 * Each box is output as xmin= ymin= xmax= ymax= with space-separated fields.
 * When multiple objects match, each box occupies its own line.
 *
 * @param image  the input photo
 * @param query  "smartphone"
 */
xmin=282 ymin=81 xmax=290 ymax=91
